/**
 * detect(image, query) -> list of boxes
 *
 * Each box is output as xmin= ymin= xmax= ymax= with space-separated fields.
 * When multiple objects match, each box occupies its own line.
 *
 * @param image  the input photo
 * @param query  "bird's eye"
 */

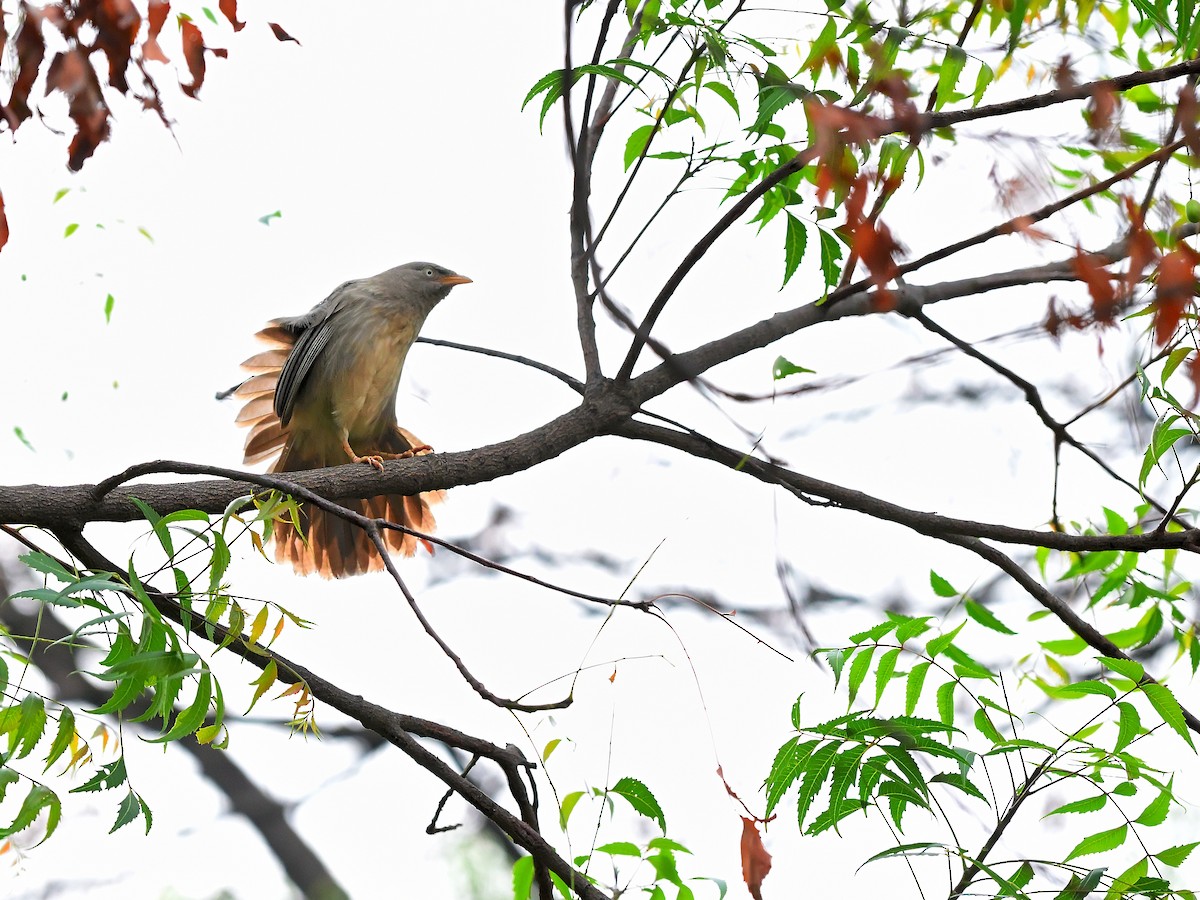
xmin=424 ymin=268 xmax=435 ymax=277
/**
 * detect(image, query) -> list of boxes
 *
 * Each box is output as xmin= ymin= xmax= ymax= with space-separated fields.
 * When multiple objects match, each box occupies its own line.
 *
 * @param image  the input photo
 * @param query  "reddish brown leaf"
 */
xmin=44 ymin=48 xmax=112 ymax=170
xmin=179 ymin=17 xmax=208 ymax=98
xmin=92 ymin=0 xmax=142 ymax=92
xmin=1071 ymin=249 xmax=1117 ymax=324
xmin=0 ymin=191 xmax=8 ymax=254
xmin=740 ymin=817 xmax=772 ymax=900
xmin=1085 ymin=84 xmax=1120 ymax=145
xmin=1182 ymin=86 xmax=1200 ymax=159
xmin=1052 ymin=54 xmax=1077 ymax=90
xmin=142 ymin=0 xmax=170 ymax=63
xmin=268 ymin=22 xmax=300 ymax=44
xmin=219 ymin=0 xmax=246 ymax=32
xmin=3 ymin=3 xmax=47 ymax=130
xmin=1154 ymin=244 xmax=1200 ymax=346
xmin=1122 ymin=197 xmax=1158 ymax=299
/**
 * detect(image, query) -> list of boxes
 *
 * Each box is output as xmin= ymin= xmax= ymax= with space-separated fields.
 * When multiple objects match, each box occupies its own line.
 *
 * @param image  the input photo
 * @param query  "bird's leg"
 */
xmin=340 ymin=435 xmax=386 ymax=472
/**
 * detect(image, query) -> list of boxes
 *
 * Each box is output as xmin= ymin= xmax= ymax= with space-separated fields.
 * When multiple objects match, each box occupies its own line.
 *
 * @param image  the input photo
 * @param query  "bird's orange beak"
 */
xmin=438 ymin=274 xmax=473 ymax=286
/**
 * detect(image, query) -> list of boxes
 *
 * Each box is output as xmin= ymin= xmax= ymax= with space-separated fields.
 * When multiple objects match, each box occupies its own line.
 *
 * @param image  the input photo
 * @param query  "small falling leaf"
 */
xmin=104 ymin=294 xmax=115 ymax=323
xmin=13 ymin=427 xmax=34 ymax=451
xmin=258 ymin=210 xmax=282 ymax=225
xmin=773 ymin=356 xmax=815 ymax=380
xmin=202 ymin=6 xmax=218 ymax=24
xmin=64 ymin=223 xmax=79 ymax=238
xmin=60 ymin=392 xmax=68 ymax=401
xmin=137 ymin=227 xmax=154 ymax=243
xmin=53 ymin=188 xmax=70 ymax=203
xmin=112 ymin=381 xmax=119 ymax=389
xmin=268 ymin=22 xmax=300 ymax=43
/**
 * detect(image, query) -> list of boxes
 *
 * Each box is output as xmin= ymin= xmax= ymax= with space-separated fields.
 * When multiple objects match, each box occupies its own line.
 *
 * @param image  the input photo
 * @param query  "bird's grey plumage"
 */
xmin=230 ymin=260 xmax=471 ymax=578
xmin=272 ymin=262 xmax=465 ymax=427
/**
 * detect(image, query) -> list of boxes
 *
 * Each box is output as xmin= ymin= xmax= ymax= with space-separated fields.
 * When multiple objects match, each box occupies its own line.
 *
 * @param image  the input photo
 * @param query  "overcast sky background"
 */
xmin=2 ymin=2 xmax=1199 ymax=898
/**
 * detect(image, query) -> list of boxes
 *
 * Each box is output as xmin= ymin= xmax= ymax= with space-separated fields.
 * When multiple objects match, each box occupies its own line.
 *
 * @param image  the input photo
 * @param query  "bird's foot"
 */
xmin=353 ymin=453 xmax=386 ymax=472
xmin=376 ymin=444 xmax=434 ymax=461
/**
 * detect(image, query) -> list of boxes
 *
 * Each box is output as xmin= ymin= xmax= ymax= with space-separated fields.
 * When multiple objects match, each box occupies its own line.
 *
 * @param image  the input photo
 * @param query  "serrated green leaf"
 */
xmin=964 ymin=599 xmax=1015 ymax=634
xmin=1045 ymin=794 xmax=1107 ymax=816
xmin=1156 ymin=841 xmax=1199 ymax=867
xmin=1141 ymin=682 xmax=1195 ymax=749
xmin=781 ymin=212 xmax=808 ymax=287
xmin=905 ymin=662 xmax=930 ymax=716
xmin=1065 ymin=823 xmax=1128 ymax=861
xmin=611 ymin=776 xmax=665 ymax=830
xmin=930 ymin=570 xmax=957 ymax=598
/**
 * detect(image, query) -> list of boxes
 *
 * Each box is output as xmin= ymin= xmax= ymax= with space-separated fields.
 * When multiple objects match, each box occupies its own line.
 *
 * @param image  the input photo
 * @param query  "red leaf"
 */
xmin=268 ymin=22 xmax=300 ymax=44
xmin=143 ymin=1 xmax=170 ymax=63
xmin=0 ymin=191 xmax=9 ymax=254
xmin=1070 ymin=249 xmax=1116 ymax=324
xmin=740 ymin=817 xmax=772 ymax=900
xmin=179 ymin=17 xmax=207 ymax=97
xmin=1154 ymin=245 xmax=1199 ymax=346
xmin=219 ymin=0 xmax=245 ymax=32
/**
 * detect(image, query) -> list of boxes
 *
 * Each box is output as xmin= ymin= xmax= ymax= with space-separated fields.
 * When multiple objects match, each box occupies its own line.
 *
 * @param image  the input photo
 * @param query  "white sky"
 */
xmin=1 ymin=2 xmax=1199 ymax=899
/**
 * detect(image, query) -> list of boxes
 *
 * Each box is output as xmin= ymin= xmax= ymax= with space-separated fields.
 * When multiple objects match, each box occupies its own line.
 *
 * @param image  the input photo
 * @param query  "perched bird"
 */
xmin=231 ymin=262 xmax=472 ymax=578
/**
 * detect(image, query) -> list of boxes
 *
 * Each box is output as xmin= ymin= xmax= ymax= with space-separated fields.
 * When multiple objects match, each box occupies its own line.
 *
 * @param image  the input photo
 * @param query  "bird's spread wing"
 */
xmin=272 ymin=280 xmax=358 ymax=425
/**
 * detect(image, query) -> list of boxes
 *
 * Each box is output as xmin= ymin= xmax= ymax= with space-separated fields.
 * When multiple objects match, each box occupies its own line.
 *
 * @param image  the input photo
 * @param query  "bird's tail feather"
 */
xmin=231 ymin=324 xmax=443 ymax=579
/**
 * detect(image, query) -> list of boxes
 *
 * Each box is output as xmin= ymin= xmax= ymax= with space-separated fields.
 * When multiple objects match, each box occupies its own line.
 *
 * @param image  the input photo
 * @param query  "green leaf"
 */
xmin=559 ymin=790 xmax=585 ymax=829
xmin=905 ymin=662 xmax=929 ymax=715
xmin=1156 ymin=841 xmax=1199 ymax=867
xmin=702 ymin=81 xmax=739 ymax=116
xmin=929 ymin=772 xmax=986 ymax=802
xmin=929 ymin=571 xmax=957 ymax=598
xmin=964 ymin=599 xmax=1015 ymax=634
xmin=765 ymin=738 xmax=819 ymax=816
xmin=1106 ymin=856 xmax=1148 ymax=900
xmin=1007 ymin=0 xmax=1031 ymax=53
xmin=974 ymin=708 xmax=1004 ymax=745
xmin=1141 ymin=682 xmax=1196 ymax=749
xmin=927 ymin=622 xmax=964 ymax=659
xmin=795 ymin=741 xmax=839 ymax=830
xmin=257 ymin=210 xmax=282 ymax=225
xmin=846 ymin=646 xmax=874 ymax=705
xmin=875 ymin=648 xmax=901 ymax=706
xmin=1097 ymin=656 xmax=1144 ymax=683
xmin=611 ymin=776 xmax=665 ymax=830
xmin=781 ymin=212 xmax=808 ymax=287
xmin=13 ymin=426 xmax=34 ymax=451
xmin=110 ymin=788 xmax=144 ymax=833
xmin=103 ymin=293 xmax=115 ymax=323
xmin=0 ymin=784 xmax=61 ymax=844
xmin=513 ymin=855 xmax=534 ymax=900
xmin=63 ymin=223 xmax=79 ymax=238
xmin=1045 ymin=794 xmax=1107 ymax=816
xmin=1135 ymin=786 xmax=1172 ymax=826
xmin=773 ymin=355 xmax=814 ymax=380
xmin=818 ymin=228 xmax=843 ymax=289
xmin=624 ymin=124 xmax=655 ymax=171
xmin=43 ymin=708 xmax=75 ymax=773
xmin=52 ymin=188 xmax=69 ymax=203
xmin=595 ymin=841 xmax=641 ymax=857
xmin=1065 ymin=824 xmax=1128 ymax=861
xmin=936 ymin=680 xmax=955 ymax=727
xmin=933 ymin=47 xmax=967 ymax=111
xmin=1115 ymin=701 xmax=1144 ymax=752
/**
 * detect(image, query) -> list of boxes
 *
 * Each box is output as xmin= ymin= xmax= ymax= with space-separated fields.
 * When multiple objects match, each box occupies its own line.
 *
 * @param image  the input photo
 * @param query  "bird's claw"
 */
xmin=352 ymin=454 xmax=386 ymax=472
